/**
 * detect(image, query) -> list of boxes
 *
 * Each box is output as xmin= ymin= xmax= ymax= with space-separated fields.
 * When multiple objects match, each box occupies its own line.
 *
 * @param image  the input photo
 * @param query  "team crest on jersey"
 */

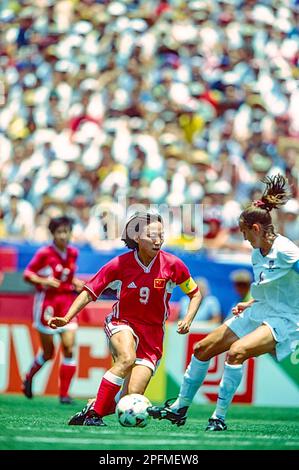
xmin=268 ymin=260 xmax=275 ymax=272
xmin=154 ymin=278 xmax=166 ymax=288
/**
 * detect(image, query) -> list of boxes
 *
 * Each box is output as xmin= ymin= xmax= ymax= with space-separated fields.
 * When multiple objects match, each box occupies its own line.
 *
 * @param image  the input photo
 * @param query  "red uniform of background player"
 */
xmin=22 ymin=216 xmax=84 ymax=404
xmin=49 ymin=212 xmax=202 ymax=425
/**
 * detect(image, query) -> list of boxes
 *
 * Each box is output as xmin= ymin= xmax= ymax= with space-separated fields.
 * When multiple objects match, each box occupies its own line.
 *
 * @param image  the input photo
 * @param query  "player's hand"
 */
xmin=232 ymin=301 xmax=251 ymax=316
xmin=48 ymin=317 xmax=69 ymax=329
xmin=44 ymin=277 xmax=60 ymax=288
xmin=177 ymin=319 xmax=191 ymax=335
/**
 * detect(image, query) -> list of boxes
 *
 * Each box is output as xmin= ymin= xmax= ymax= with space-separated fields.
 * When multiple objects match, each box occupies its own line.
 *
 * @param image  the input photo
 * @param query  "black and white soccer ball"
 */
xmin=116 ymin=393 xmax=152 ymax=428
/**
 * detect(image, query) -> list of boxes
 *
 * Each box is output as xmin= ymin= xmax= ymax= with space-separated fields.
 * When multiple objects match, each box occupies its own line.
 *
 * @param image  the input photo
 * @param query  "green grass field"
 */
xmin=0 ymin=395 xmax=299 ymax=450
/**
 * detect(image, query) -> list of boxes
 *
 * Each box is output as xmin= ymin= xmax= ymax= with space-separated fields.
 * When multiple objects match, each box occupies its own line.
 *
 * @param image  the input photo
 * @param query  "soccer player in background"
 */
xmin=48 ymin=212 xmax=202 ymax=426
xmin=148 ymin=174 xmax=299 ymax=431
xmin=22 ymin=216 xmax=84 ymax=404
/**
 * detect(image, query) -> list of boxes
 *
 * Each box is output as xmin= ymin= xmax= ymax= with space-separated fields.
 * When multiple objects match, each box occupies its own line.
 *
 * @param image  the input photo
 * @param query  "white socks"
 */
xmin=171 ymin=355 xmax=210 ymax=410
xmin=212 ymin=362 xmax=243 ymax=420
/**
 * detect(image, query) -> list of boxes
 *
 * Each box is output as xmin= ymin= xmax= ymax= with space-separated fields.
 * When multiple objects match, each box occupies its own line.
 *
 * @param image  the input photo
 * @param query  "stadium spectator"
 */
xmin=225 ymin=269 xmax=253 ymax=319
xmin=2 ymin=183 xmax=35 ymax=240
xmin=22 ymin=216 xmax=84 ymax=404
xmin=0 ymin=204 xmax=7 ymax=239
xmin=279 ymin=199 xmax=299 ymax=246
xmin=179 ymin=277 xmax=221 ymax=324
xmin=148 ymin=174 xmax=299 ymax=431
xmin=48 ymin=212 xmax=202 ymax=426
xmin=202 ymin=180 xmax=243 ymax=251
xmin=1 ymin=1 xmax=299 ymax=250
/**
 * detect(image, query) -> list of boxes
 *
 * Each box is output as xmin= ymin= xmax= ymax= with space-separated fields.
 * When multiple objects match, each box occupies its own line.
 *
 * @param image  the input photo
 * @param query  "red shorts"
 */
xmin=104 ymin=316 xmax=164 ymax=372
xmin=33 ymin=291 xmax=78 ymax=335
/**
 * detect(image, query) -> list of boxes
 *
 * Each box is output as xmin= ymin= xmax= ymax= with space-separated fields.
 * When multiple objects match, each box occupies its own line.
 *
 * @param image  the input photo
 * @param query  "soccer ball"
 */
xmin=116 ymin=393 xmax=152 ymax=428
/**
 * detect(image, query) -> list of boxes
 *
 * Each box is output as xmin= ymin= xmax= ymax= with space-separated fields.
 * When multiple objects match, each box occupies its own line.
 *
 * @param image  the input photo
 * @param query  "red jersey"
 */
xmin=24 ymin=245 xmax=78 ymax=295
xmin=84 ymin=250 xmax=198 ymax=326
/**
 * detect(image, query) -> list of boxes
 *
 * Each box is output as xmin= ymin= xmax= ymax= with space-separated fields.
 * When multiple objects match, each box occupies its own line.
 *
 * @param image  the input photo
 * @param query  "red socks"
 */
xmin=26 ymin=353 xmax=45 ymax=380
xmin=59 ymin=360 xmax=76 ymax=398
xmin=93 ymin=371 xmax=124 ymax=416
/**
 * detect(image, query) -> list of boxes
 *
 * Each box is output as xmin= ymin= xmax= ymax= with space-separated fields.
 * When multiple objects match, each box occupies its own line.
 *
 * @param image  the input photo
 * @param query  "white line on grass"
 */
xmin=285 ymin=441 xmax=299 ymax=447
xmin=4 ymin=435 xmax=298 ymax=449
xmin=13 ymin=436 xmax=199 ymax=446
xmin=204 ymin=434 xmax=299 ymax=440
xmin=10 ymin=436 xmax=270 ymax=448
xmin=6 ymin=427 xmax=198 ymax=438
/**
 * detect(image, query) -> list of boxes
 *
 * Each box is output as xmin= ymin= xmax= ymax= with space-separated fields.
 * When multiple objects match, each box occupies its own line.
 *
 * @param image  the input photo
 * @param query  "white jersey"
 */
xmin=251 ymin=234 xmax=299 ymax=316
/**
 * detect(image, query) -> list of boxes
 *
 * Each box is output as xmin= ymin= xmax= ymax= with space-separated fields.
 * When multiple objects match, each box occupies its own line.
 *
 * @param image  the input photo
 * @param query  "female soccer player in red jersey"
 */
xmin=48 ymin=212 xmax=202 ymax=425
xmin=22 ymin=216 xmax=84 ymax=404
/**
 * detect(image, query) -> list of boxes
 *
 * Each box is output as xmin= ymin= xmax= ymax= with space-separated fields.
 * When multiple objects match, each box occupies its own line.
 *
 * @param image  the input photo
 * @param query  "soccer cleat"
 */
xmin=83 ymin=409 xmax=107 ymax=427
xmin=68 ymin=401 xmax=94 ymax=425
xmin=22 ymin=377 xmax=33 ymax=399
xmin=205 ymin=417 xmax=227 ymax=431
xmin=147 ymin=398 xmax=188 ymax=427
xmin=60 ymin=396 xmax=73 ymax=405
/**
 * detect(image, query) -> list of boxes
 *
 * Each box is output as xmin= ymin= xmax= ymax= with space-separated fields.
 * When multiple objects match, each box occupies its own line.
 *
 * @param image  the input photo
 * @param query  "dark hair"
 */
xmin=48 ymin=216 xmax=74 ymax=235
xmin=121 ymin=212 xmax=163 ymax=249
xmin=240 ymin=174 xmax=291 ymax=235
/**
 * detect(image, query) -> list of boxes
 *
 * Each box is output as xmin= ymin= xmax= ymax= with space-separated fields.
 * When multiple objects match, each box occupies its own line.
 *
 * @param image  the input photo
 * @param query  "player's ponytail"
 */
xmin=258 ymin=174 xmax=291 ymax=212
xmin=239 ymin=174 xmax=291 ymax=237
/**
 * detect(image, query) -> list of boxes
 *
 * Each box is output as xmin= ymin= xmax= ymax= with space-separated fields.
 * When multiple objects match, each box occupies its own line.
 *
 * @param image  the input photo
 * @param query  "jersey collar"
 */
xmin=51 ymin=244 xmax=68 ymax=260
xmin=134 ymin=250 xmax=158 ymax=273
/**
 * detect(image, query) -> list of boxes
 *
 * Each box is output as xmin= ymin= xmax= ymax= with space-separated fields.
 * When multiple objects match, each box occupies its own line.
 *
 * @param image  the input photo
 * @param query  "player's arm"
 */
xmin=23 ymin=250 xmax=60 ymax=289
xmin=48 ymin=258 xmax=120 ymax=329
xmin=71 ymin=249 xmax=85 ymax=292
xmin=72 ymin=277 xmax=85 ymax=293
xmin=232 ymin=298 xmax=255 ymax=315
xmin=48 ymin=290 xmax=93 ymax=329
xmin=24 ymin=271 xmax=60 ymax=289
xmin=177 ymin=277 xmax=202 ymax=335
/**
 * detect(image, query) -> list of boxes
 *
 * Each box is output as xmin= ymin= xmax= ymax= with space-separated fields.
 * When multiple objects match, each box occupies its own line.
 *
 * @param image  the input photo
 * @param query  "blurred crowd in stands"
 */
xmin=0 ymin=0 xmax=299 ymax=251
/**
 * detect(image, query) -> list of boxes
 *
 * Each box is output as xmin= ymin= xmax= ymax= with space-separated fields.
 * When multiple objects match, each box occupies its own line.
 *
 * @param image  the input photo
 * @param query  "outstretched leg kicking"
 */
xmin=206 ymin=324 xmax=276 ymax=431
xmin=147 ymin=324 xmax=238 ymax=426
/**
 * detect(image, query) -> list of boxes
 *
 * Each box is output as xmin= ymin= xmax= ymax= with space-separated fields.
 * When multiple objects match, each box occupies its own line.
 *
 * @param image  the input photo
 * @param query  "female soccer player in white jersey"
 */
xmin=48 ymin=212 xmax=202 ymax=426
xmin=148 ymin=174 xmax=299 ymax=431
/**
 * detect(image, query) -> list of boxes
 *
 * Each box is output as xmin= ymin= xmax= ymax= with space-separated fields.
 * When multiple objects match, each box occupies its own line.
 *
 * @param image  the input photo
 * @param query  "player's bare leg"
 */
xmin=127 ymin=364 xmax=152 ymax=394
xmin=148 ymin=324 xmax=238 ymax=426
xmin=22 ymin=333 xmax=55 ymax=398
xmin=207 ymin=324 xmax=276 ymax=431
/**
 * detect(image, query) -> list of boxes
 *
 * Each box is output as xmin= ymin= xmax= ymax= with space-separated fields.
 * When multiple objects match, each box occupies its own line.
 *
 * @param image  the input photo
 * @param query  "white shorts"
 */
xmin=225 ymin=301 xmax=299 ymax=362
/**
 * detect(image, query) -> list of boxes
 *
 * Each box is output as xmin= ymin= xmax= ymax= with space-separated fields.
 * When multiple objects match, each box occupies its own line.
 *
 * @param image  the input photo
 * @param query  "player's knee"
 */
xmin=62 ymin=347 xmax=73 ymax=358
xmin=227 ymin=342 xmax=246 ymax=364
xmin=118 ymin=353 xmax=136 ymax=372
xmin=193 ymin=341 xmax=214 ymax=361
xmin=43 ymin=350 xmax=55 ymax=361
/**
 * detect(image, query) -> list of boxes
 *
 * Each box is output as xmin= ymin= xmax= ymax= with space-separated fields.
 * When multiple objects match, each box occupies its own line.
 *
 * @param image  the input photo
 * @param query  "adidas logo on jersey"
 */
xmin=128 ymin=282 xmax=137 ymax=288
